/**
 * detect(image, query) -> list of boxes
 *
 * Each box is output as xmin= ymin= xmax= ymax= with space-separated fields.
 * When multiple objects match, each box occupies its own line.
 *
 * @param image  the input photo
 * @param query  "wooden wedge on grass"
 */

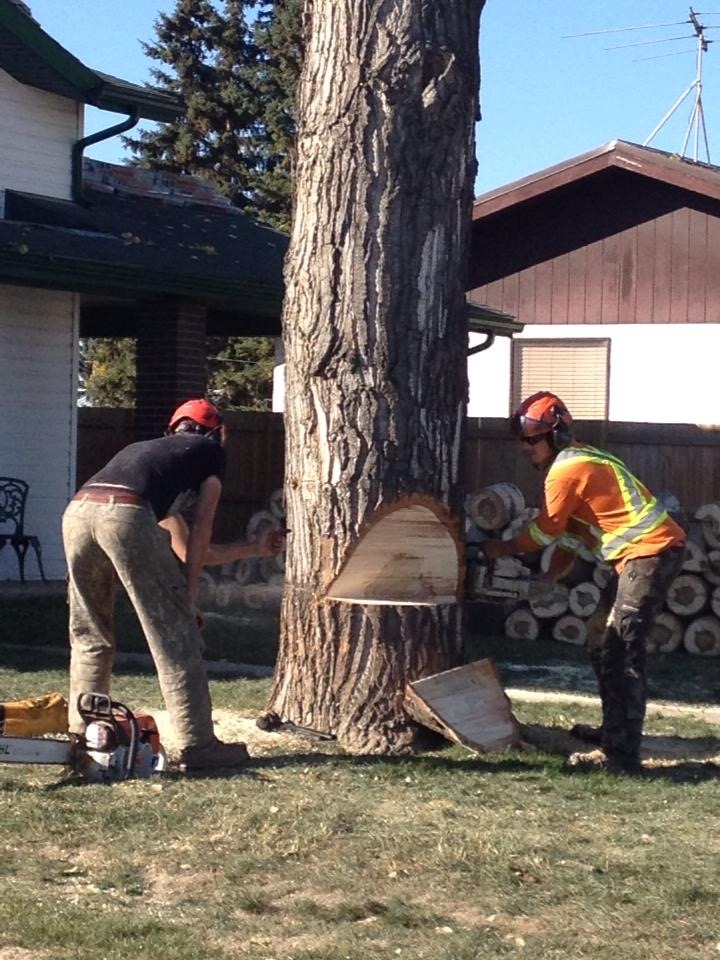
xmin=404 ymin=659 xmax=523 ymax=753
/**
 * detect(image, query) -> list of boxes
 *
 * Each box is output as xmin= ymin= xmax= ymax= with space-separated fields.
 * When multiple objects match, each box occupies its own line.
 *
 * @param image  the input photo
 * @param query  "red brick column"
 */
xmin=134 ymin=298 xmax=208 ymax=440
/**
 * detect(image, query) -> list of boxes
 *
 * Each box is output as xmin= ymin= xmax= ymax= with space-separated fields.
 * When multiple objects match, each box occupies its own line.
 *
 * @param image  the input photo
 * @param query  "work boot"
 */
xmin=177 ymin=736 xmax=250 ymax=772
xmin=569 ymin=723 xmax=603 ymax=745
xmin=566 ymin=749 xmax=643 ymax=777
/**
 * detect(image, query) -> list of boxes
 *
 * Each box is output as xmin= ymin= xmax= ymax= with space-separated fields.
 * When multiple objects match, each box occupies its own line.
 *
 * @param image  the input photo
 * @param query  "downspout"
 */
xmin=467 ymin=332 xmax=496 ymax=356
xmin=71 ymin=110 xmax=140 ymax=203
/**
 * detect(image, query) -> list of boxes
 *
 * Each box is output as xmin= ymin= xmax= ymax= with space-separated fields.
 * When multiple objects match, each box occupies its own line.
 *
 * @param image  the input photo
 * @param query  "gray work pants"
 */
xmin=588 ymin=545 xmax=685 ymax=763
xmin=62 ymin=498 xmax=214 ymax=750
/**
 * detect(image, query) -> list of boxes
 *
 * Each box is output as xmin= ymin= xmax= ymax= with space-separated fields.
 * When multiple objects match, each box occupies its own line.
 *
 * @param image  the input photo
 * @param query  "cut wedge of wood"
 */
xmin=711 ymin=585 xmax=720 ymax=619
xmin=404 ymin=659 xmax=523 ymax=753
xmin=681 ymin=538 xmax=708 ymax=575
xmin=529 ymin=582 xmax=569 ymax=619
xmin=703 ymin=549 xmax=720 ymax=586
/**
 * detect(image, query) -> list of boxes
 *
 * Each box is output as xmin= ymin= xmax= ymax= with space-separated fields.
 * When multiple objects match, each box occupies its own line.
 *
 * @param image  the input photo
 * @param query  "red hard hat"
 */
xmin=167 ymin=398 xmax=223 ymax=433
xmin=510 ymin=391 xmax=573 ymax=439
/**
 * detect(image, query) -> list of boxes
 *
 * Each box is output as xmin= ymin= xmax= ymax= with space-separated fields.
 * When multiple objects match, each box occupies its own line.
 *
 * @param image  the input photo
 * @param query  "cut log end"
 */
xmin=666 ymin=573 xmax=708 ymax=617
xmin=647 ymin=611 xmax=683 ymax=654
xmin=467 ymin=483 xmax=525 ymax=532
xmin=504 ymin=607 xmax=540 ymax=641
xmin=683 ymin=615 xmax=720 ymax=656
xmin=551 ymin=614 xmax=587 ymax=646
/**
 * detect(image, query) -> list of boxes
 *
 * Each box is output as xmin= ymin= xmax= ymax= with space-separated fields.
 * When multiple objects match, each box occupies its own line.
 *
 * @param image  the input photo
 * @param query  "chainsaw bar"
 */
xmin=0 ymin=735 xmax=72 ymax=765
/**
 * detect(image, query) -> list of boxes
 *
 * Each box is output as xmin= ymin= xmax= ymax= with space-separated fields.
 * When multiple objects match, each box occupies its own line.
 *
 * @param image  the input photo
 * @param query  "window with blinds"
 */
xmin=511 ymin=338 xmax=610 ymax=419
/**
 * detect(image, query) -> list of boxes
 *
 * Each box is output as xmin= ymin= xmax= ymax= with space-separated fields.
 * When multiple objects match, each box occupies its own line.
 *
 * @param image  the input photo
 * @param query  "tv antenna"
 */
xmin=643 ymin=7 xmax=712 ymax=162
xmin=564 ymin=7 xmax=716 ymax=163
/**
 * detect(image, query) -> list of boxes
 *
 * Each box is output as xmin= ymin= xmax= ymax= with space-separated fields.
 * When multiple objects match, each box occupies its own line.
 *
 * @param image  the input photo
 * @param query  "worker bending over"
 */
xmin=62 ymin=398 xmax=284 ymax=772
xmin=481 ymin=392 xmax=685 ymax=775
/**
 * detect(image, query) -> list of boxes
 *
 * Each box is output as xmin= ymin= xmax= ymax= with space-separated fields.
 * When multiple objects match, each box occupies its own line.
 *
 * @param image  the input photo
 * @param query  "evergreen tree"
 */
xmin=110 ymin=1 xmax=304 ymax=411
xmin=80 ymin=339 xmax=136 ymax=407
xmin=251 ymin=0 xmax=303 ymax=229
xmin=124 ymin=0 xmax=263 ymax=210
xmin=124 ymin=0 xmax=302 ymax=225
xmin=207 ymin=336 xmax=275 ymax=410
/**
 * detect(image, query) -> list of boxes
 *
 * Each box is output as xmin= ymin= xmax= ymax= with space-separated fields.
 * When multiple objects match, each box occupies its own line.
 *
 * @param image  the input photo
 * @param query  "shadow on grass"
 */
xmin=560 ymin=759 xmax=720 ymax=785
xmin=6 ymin=739 xmax=718 ymax=791
xmin=223 ymin=744 xmax=720 ymax=786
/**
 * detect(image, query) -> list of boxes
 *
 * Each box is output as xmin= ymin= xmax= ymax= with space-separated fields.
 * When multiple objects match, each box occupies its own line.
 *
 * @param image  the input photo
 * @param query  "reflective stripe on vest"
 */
xmin=553 ymin=444 xmax=669 ymax=561
xmin=527 ymin=521 xmax=555 ymax=548
xmin=526 ymin=524 xmax=592 ymax=555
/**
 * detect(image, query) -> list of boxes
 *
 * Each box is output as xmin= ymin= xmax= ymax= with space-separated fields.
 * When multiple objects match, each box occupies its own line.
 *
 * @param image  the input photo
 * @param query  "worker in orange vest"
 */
xmin=482 ymin=391 xmax=686 ymax=775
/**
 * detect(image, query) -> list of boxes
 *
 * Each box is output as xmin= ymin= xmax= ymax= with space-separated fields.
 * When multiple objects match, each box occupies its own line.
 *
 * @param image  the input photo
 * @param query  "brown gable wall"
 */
xmin=469 ymin=168 xmax=720 ymax=325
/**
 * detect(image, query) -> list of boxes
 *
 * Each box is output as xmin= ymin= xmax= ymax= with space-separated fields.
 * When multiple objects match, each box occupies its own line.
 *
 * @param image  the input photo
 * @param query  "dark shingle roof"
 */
xmin=0 ymin=165 xmax=288 ymax=332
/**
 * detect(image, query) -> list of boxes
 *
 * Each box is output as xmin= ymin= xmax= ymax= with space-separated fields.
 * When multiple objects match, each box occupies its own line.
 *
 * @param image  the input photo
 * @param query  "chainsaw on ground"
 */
xmin=0 ymin=693 xmax=165 ymax=783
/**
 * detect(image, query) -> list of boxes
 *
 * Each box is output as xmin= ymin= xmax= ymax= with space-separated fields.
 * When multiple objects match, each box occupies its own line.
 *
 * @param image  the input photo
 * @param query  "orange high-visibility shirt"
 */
xmin=511 ymin=442 xmax=685 ymax=571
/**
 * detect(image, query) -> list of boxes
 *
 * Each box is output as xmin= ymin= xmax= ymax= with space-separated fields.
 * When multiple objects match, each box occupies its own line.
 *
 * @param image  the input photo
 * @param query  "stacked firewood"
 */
xmin=466 ymin=484 xmax=720 ymax=657
xmin=197 ymin=489 xmax=286 ymax=612
xmin=658 ymin=502 xmax=720 ymax=656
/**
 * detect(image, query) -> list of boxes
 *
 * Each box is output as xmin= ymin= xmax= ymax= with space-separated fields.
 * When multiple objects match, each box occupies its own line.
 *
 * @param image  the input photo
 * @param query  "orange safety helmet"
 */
xmin=167 ymin=398 xmax=223 ymax=434
xmin=510 ymin=391 xmax=573 ymax=450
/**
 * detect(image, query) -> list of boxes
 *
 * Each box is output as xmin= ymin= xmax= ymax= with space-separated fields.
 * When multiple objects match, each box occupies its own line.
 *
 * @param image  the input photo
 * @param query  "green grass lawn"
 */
xmin=1 ymin=596 xmax=720 ymax=959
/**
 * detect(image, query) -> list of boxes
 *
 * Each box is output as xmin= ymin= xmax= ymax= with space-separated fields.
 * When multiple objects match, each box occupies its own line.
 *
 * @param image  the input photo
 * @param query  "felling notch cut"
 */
xmin=325 ymin=495 xmax=464 ymax=606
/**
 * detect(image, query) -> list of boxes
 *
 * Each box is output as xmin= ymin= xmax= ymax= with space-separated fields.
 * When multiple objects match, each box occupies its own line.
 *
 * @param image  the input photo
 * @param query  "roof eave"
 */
xmin=0 ymin=250 xmax=283 ymax=314
xmin=467 ymin=299 xmax=523 ymax=337
xmin=472 ymin=139 xmax=720 ymax=220
xmin=89 ymin=84 xmax=182 ymax=124
xmin=0 ymin=0 xmax=182 ymax=122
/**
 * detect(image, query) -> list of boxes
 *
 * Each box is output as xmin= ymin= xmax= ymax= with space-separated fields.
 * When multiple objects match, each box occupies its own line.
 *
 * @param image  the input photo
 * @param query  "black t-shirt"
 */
xmin=86 ymin=434 xmax=227 ymax=520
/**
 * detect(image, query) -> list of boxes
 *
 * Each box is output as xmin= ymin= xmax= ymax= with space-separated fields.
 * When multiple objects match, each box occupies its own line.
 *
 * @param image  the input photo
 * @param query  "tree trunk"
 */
xmin=267 ymin=1 xmax=484 ymax=753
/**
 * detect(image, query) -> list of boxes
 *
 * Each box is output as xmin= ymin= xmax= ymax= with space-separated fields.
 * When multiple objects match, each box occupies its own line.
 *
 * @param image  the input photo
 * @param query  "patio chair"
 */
xmin=0 ymin=477 xmax=47 ymax=582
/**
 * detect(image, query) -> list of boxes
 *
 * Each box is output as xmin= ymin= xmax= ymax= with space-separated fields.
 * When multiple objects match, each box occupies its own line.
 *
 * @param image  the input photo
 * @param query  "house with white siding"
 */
xmin=0 ymin=0 xmax=286 ymax=580
xmin=467 ymin=140 xmax=720 ymax=424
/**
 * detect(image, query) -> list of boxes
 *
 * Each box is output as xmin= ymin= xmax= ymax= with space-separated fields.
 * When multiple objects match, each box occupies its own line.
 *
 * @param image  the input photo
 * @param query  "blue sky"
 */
xmin=27 ymin=0 xmax=720 ymax=195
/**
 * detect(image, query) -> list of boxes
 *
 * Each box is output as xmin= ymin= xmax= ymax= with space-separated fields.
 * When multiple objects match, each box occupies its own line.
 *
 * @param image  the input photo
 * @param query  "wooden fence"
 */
xmin=77 ymin=408 xmax=285 ymax=541
xmin=464 ymin=418 xmax=720 ymax=518
xmin=78 ymin=409 xmax=720 ymax=541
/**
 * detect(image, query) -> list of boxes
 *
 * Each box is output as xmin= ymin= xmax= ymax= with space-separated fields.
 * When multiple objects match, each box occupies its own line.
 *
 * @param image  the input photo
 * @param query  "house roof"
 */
xmin=0 ymin=0 xmax=181 ymax=121
xmin=0 ymin=161 xmax=288 ymax=336
xmin=466 ymin=299 xmax=523 ymax=355
xmin=467 ymin=299 xmax=522 ymax=337
xmin=473 ymin=140 xmax=720 ymax=219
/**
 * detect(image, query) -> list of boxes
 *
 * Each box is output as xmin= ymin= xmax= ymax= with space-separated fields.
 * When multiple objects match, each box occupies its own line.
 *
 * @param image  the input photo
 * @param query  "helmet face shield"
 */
xmin=510 ymin=392 xmax=573 ymax=451
xmin=511 ymin=413 xmax=552 ymax=439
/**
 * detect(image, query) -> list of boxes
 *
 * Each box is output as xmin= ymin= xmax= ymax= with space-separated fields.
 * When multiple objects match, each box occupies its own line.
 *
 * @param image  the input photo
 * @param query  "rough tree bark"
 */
xmin=267 ymin=0 xmax=485 ymax=753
